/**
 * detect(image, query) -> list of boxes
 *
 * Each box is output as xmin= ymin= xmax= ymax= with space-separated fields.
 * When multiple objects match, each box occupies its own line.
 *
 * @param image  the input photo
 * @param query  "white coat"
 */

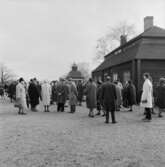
xmin=16 ymin=82 xmax=27 ymax=109
xmin=41 ymin=82 xmax=51 ymax=106
xmin=140 ymin=79 xmax=153 ymax=108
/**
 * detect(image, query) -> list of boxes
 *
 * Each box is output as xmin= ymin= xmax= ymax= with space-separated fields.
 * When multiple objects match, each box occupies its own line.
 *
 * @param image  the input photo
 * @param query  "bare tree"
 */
xmin=0 ymin=63 xmax=16 ymax=85
xmin=94 ymin=21 xmax=136 ymax=63
xmin=108 ymin=21 xmax=136 ymax=42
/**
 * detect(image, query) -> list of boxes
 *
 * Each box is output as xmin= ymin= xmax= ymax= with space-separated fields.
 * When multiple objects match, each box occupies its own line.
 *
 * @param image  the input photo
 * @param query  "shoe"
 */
xmin=105 ymin=121 xmax=109 ymax=124
xmin=21 ymin=113 xmax=27 ymax=115
xmin=112 ymin=121 xmax=117 ymax=124
xmin=96 ymin=112 xmax=101 ymax=116
xmin=158 ymin=114 xmax=163 ymax=118
xmin=102 ymin=114 xmax=105 ymax=117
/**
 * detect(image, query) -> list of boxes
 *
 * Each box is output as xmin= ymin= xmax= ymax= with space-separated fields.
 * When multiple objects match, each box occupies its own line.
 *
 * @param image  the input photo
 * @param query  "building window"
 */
xmin=113 ymin=73 xmax=118 ymax=81
xmin=123 ymin=71 xmax=131 ymax=83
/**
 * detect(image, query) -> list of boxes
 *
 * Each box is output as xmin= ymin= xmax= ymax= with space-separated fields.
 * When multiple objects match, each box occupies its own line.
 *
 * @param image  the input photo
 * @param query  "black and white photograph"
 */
xmin=0 ymin=0 xmax=165 ymax=166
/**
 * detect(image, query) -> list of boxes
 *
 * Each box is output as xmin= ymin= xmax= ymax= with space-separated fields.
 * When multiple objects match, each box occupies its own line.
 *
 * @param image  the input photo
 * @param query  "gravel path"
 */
xmin=0 ymin=99 xmax=165 ymax=167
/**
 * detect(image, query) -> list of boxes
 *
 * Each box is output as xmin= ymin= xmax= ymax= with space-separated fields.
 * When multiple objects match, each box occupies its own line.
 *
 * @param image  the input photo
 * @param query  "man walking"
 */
xmin=101 ymin=76 xmax=117 ymax=124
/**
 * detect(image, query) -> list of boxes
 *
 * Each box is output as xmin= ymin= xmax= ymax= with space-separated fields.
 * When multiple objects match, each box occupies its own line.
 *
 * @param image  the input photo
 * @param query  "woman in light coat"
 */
xmin=16 ymin=78 xmax=27 ymax=115
xmin=141 ymin=73 xmax=153 ymax=121
xmin=41 ymin=81 xmax=51 ymax=112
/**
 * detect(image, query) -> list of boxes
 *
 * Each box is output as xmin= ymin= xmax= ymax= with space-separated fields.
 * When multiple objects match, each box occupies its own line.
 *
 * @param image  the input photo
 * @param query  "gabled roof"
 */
xmin=141 ymin=26 xmax=165 ymax=37
xmin=67 ymin=71 xmax=84 ymax=79
xmin=93 ymin=26 xmax=165 ymax=73
xmin=105 ymin=26 xmax=165 ymax=58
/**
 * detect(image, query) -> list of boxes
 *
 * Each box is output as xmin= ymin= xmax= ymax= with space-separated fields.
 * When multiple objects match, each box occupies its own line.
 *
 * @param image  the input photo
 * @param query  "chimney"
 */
xmin=144 ymin=16 xmax=154 ymax=31
xmin=120 ymin=35 xmax=127 ymax=46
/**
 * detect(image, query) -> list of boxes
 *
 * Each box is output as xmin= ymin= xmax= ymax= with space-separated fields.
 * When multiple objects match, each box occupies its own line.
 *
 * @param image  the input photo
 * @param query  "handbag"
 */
xmin=14 ymin=98 xmax=22 ymax=108
xmin=141 ymin=99 xmax=147 ymax=103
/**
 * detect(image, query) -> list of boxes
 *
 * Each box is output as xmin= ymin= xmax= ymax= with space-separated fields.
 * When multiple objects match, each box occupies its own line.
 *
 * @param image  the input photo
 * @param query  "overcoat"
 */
xmin=101 ymin=81 xmax=117 ymax=111
xmin=155 ymin=85 xmax=165 ymax=109
xmin=141 ymin=79 xmax=153 ymax=108
xmin=41 ymin=82 xmax=51 ymax=106
xmin=77 ymin=83 xmax=84 ymax=102
xmin=69 ymin=82 xmax=78 ymax=106
xmin=56 ymin=82 xmax=67 ymax=104
xmin=127 ymin=84 xmax=136 ymax=106
xmin=115 ymin=85 xmax=122 ymax=107
xmin=28 ymin=83 xmax=40 ymax=106
xmin=16 ymin=82 xmax=27 ymax=109
xmin=85 ymin=82 xmax=97 ymax=109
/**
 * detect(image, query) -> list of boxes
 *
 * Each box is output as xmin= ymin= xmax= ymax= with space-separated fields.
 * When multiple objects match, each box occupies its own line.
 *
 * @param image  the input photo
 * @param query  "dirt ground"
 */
xmin=0 ymin=98 xmax=165 ymax=167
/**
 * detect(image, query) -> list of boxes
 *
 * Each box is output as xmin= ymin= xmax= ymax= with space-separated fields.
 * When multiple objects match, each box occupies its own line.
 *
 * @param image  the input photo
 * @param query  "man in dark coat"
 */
xmin=28 ymin=79 xmax=40 ymax=111
xmin=101 ymin=76 xmax=117 ymax=124
xmin=77 ymin=80 xmax=84 ymax=106
xmin=127 ymin=80 xmax=137 ymax=111
xmin=56 ymin=78 xmax=67 ymax=112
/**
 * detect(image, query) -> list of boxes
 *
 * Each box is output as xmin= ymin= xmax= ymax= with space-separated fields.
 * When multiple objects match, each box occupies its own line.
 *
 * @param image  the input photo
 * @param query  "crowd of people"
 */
xmin=1 ymin=72 xmax=165 ymax=124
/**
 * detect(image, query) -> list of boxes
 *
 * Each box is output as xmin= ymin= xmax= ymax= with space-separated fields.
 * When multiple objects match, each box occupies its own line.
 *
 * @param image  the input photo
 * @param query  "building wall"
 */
xmin=110 ymin=61 xmax=132 ymax=84
xmin=141 ymin=60 xmax=165 ymax=88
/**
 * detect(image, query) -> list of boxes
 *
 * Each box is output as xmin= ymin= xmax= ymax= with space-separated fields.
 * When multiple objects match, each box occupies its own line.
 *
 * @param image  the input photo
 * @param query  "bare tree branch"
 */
xmin=94 ymin=21 xmax=136 ymax=63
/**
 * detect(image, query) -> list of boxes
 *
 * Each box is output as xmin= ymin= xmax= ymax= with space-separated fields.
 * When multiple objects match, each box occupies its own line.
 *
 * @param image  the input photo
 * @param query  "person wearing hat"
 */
xmin=56 ymin=78 xmax=68 ymax=112
xmin=101 ymin=76 xmax=117 ymax=124
xmin=15 ymin=78 xmax=27 ymax=115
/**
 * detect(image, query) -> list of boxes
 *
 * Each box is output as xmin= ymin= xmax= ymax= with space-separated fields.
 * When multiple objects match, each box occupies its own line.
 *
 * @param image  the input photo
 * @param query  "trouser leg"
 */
xmin=57 ymin=103 xmax=60 ymax=111
xmin=145 ymin=108 xmax=152 ymax=120
xmin=61 ymin=103 xmax=64 ymax=112
xmin=111 ymin=110 xmax=116 ymax=123
xmin=105 ymin=109 xmax=109 ymax=123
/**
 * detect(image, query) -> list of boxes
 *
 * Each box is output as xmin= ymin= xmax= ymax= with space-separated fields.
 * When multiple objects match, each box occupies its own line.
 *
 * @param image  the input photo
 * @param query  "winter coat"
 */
xmin=155 ymin=85 xmax=165 ymax=109
xmin=56 ymin=82 xmax=67 ymax=104
xmin=28 ymin=83 xmax=40 ymax=106
xmin=77 ymin=83 xmax=84 ymax=102
xmin=101 ymin=81 xmax=117 ymax=111
xmin=69 ymin=82 xmax=78 ymax=106
xmin=115 ymin=85 xmax=122 ymax=107
xmin=16 ymin=82 xmax=27 ymax=109
xmin=127 ymin=84 xmax=136 ymax=106
xmin=141 ymin=79 xmax=153 ymax=108
xmin=85 ymin=82 xmax=97 ymax=109
xmin=41 ymin=82 xmax=51 ymax=106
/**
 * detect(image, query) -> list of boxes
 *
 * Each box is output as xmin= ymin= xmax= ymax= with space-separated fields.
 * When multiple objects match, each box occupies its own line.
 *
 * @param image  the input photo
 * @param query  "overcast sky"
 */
xmin=0 ymin=0 xmax=165 ymax=80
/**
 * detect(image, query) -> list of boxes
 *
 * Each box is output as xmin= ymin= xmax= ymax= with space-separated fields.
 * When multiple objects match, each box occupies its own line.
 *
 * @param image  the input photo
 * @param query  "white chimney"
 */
xmin=144 ymin=16 xmax=154 ymax=31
